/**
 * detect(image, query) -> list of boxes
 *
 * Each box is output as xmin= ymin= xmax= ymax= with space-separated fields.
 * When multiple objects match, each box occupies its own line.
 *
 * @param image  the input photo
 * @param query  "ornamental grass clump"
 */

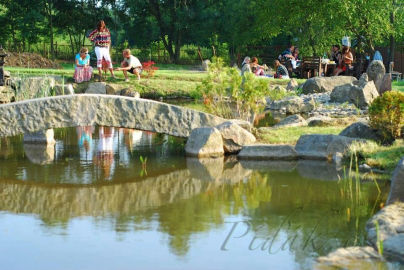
xmin=369 ymin=91 xmax=404 ymax=144
xmin=197 ymin=57 xmax=270 ymax=123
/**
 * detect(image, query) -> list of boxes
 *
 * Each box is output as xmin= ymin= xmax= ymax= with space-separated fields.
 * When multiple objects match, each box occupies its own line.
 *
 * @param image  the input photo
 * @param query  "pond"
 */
xmin=0 ymin=127 xmax=395 ymax=269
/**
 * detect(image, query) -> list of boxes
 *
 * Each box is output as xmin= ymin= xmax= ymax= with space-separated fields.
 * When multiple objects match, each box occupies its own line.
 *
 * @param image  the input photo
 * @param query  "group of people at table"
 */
xmin=240 ymin=44 xmax=356 ymax=79
xmin=73 ymin=20 xmax=142 ymax=83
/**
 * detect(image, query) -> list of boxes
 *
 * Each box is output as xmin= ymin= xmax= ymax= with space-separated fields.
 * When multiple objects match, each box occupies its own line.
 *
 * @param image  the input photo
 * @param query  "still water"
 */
xmin=0 ymin=127 xmax=393 ymax=269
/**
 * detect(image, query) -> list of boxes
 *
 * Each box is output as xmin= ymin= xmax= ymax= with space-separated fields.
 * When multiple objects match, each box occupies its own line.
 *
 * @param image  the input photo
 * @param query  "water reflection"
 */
xmin=0 ymin=127 xmax=396 ymax=269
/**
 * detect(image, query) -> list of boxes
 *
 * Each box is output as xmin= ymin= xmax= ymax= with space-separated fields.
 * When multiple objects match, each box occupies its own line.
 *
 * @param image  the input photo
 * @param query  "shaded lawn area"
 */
xmin=257 ymin=126 xmax=347 ymax=145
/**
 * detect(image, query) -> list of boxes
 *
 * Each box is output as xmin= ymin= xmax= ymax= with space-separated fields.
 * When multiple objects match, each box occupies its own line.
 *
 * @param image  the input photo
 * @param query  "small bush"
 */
xmin=142 ymin=61 xmax=159 ymax=77
xmin=369 ymin=91 xmax=404 ymax=143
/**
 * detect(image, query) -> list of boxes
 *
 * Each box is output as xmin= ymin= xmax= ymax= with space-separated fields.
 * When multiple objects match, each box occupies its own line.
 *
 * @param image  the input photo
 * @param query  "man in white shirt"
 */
xmin=115 ymin=49 xmax=142 ymax=81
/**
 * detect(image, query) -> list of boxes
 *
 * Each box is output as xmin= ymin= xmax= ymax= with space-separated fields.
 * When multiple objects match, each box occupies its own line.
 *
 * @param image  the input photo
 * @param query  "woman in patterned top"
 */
xmin=88 ymin=20 xmax=116 ymax=80
xmin=273 ymin=60 xmax=290 ymax=79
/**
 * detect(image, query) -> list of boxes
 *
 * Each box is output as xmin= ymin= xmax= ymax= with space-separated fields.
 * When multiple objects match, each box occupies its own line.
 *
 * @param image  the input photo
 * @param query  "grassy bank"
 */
xmin=348 ymin=140 xmax=404 ymax=173
xmin=392 ymin=80 xmax=404 ymax=92
xmin=257 ymin=126 xmax=347 ymax=145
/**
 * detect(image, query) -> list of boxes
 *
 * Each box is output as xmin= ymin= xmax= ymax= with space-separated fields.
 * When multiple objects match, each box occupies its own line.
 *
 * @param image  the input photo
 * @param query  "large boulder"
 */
xmin=301 ymin=76 xmax=357 ymax=94
xmin=215 ymin=121 xmax=256 ymax=153
xmin=120 ymin=88 xmax=140 ymax=98
xmin=266 ymin=96 xmax=315 ymax=114
xmin=387 ymin=157 xmax=404 ymax=205
xmin=339 ymin=121 xmax=383 ymax=141
xmin=85 ymin=82 xmax=107 ymax=94
xmin=238 ymin=144 xmax=298 ymax=160
xmin=295 ymin=134 xmax=360 ymax=160
xmin=286 ymin=78 xmax=299 ymax=91
xmin=13 ymin=76 xmax=56 ymax=101
xmin=366 ymin=202 xmax=404 ymax=263
xmin=185 ymin=127 xmax=224 ymax=158
xmin=307 ymin=116 xmax=334 ymax=127
xmin=273 ymin=114 xmax=307 ymax=128
xmin=330 ymin=80 xmax=379 ymax=109
xmin=379 ymin=73 xmax=392 ymax=95
xmin=366 ymin=60 xmax=386 ymax=93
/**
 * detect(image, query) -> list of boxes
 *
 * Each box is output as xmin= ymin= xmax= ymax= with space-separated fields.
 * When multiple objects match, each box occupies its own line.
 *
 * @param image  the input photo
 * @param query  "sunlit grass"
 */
xmin=347 ymin=139 xmax=404 ymax=172
xmin=392 ymin=80 xmax=404 ymax=92
xmin=257 ymin=126 xmax=347 ymax=145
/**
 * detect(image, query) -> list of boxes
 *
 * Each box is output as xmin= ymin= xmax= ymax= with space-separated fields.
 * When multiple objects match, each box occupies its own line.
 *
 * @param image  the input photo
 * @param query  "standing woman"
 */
xmin=88 ymin=20 xmax=116 ymax=80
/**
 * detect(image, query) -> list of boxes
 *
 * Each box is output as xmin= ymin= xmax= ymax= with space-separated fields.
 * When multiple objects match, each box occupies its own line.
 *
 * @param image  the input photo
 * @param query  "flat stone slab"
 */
xmin=238 ymin=144 xmax=298 ymax=160
xmin=0 ymin=94 xmax=226 ymax=138
xmin=295 ymin=134 xmax=360 ymax=160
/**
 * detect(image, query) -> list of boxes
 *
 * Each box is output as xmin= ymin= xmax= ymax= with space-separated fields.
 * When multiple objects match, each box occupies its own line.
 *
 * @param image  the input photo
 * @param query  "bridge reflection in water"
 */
xmin=0 ymin=126 xmax=389 ymax=269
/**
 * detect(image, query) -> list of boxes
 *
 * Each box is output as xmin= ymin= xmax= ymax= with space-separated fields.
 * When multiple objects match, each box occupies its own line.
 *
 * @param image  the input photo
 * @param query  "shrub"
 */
xmin=369 ymin=91 xmax=404 ymax=143
xmin=197 ymin=57 xmax=268 ymax=122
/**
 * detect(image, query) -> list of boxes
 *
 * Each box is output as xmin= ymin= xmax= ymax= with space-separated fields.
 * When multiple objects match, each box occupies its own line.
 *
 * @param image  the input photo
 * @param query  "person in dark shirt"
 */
xmin=273 ymin=60 xmax=289 ymax=79
xmin=281 ymin=45 xmax=295 ymax=61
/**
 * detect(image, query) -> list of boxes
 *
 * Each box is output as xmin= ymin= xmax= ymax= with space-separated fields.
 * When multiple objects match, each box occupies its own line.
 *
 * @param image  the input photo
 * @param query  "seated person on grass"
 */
xmin=115 ymin=49 xmax=142 ymax=81
xmin=273 ymin=60 xmax=289 ymax=79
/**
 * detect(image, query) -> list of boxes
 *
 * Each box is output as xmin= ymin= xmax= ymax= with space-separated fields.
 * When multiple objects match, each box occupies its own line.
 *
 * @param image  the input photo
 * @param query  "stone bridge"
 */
xmin=0 ymin=94 xmax=226 ymax=138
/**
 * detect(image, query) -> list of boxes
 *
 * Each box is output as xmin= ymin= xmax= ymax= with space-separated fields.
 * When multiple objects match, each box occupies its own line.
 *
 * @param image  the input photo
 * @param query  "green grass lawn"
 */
xmin=257 ymin=126 xmax=347 ymax=145
xmin=348 ymin=139 xmax=404 ymax=173
xmin=392 ymin=80 xmax=404 ymax=92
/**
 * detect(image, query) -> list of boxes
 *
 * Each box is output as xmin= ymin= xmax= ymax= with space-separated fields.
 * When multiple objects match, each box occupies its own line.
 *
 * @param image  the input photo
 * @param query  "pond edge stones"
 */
xmin=185 ymin=127 xmax=224 ymax=158
xmin=238 ymin=144 xmax=298 ymax=160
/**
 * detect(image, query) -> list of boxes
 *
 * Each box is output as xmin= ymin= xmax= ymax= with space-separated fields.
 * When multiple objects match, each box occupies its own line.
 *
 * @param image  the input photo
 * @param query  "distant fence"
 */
xmin=5 ymin=42 xmax=222 ymax=65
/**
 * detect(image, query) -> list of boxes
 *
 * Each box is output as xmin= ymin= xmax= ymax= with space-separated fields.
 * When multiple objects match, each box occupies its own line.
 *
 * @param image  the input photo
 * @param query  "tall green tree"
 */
xmin=124 ymin=0 xmax=217 ymax=63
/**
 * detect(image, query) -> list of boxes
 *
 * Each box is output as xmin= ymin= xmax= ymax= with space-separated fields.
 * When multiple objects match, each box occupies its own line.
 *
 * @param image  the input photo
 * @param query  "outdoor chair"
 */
xmin=300 ymin=56 xmax=321 ymax=79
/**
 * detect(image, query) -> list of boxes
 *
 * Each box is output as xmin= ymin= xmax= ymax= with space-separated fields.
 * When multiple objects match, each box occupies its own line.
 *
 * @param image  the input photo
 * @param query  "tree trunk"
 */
xmin=388 ymin=0 xmax=396 ymax=72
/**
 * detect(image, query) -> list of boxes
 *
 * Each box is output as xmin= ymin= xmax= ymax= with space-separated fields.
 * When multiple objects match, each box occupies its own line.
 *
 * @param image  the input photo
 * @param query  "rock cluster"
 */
xmin=301 ymin=76 xmax=357 ymax=94
xmin=330 ymin=74 xmax=379 ymax=109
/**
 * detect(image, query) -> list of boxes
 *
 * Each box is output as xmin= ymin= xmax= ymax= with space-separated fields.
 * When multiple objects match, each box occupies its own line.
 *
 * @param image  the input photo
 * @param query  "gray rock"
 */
xmin=238 ymin=144 xmax=298 ymax=160
xmin=228 ymin=119 xmax=253 ymax=132
xmin=23 ymin=129 xmax=56 ymax=144
xmin=330 ymin=80 xmax=379 ymax=109
xmin=13 ymin=76 xmax=56 ymax=101
xmin=339 ymin=121 xmax=383 ymax=141
xmin=0 ymin=85 xmax=14 ymax=103
xmin=53 ymin=84 xmax=74 ymax=95
xmin=286 ymin=79 xmax=299 ymax=91
xmin=0 ymin=94 xmax=227 ymax=138
xmin=86 ymin=82 xmax=107 ymax=94
xmin=366 ymin=202 xmax=404 ymax=263
xmin=120 ymin=88 xmax=140 ymax=98
xmin=274 ymin=114 xmax=307 ymax=128
xmin=3 ymin=70 xmax=10 ymax=78
xmin=379 ymin=73 xmax=392 ymax=95
xmin=307 ymin=116 xmax=334 ymax=127
xmin=387 ymin=157 xmax=404 ymax=205
xmin=295 ymin=134 xmax=360 ymax=160
xmin=267 ymin=96 xmax=315 ymax=114
xmin=366 ymin=60 xmax=386 ymax=93
xmin=202 ymin=59 xmax=211 ymax=71
xmin=316 ymin=246 xmax=384 ymax=270
xmin=215 ymin=121 xmax=256 ymax=153
xmin=23 ymin=143 xmax=55 ymax=165
xmin=302 ymin=76 xmax=357 ymax=94
xmin=185 ymin=127 xmax=224 ymax=157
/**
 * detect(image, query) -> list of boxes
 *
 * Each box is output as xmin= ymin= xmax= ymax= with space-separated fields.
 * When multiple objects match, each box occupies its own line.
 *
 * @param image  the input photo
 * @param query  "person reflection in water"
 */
xmin=93 ymin=126 xmax=115 ymax=180
xmin=77 ymin=126 xmax=94 ymax=161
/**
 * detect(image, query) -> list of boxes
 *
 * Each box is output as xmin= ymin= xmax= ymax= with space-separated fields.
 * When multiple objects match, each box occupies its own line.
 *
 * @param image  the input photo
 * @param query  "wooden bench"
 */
xmin=300 ymin=57 xmax=322 ymax=79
